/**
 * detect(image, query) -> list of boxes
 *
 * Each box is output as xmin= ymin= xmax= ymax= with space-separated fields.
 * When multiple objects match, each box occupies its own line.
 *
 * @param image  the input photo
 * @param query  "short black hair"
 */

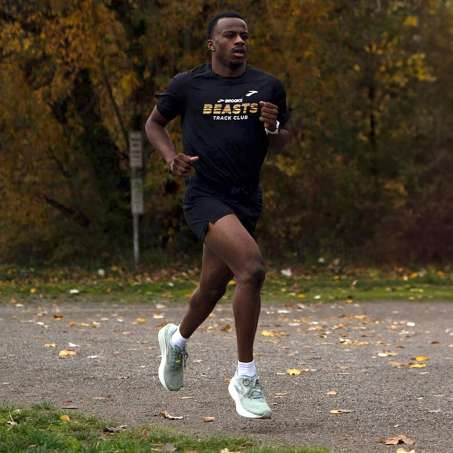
xmin=207 ymin=11 xmax=246 ymax=39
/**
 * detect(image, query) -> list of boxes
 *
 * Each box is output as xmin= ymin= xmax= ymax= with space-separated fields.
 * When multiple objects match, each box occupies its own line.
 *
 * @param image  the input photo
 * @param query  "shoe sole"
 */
xmin=158 ymin=327 xmax=170 ymax=391
xmin=228 ymin=380 xmax=272 ymax=419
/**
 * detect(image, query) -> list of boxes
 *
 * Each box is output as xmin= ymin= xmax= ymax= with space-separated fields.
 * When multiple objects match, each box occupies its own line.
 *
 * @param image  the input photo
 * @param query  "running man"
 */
xmin=145 ymin=11 xmax=291 ymax=419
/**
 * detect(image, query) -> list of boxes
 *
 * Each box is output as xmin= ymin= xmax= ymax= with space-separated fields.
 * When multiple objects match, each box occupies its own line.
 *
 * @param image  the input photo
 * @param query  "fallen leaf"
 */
xmin=330 ymin=409 xmax=352 ymax=415
xmin=44 ymin=343 xmax=56 ymax=348
xmin=53 ymin=314 xmax=64 ymax=320
xmin=220 ymin=449 xmax=241 ymax=453
xmin=389 ymin=361 xmax=408 ymax=368
xmin=220 ymin=324 xmax=232 ymax=332
xmin=274 ymin=392 xmax=288 ymax=398
xmin=58 ymin=349 xmax=77 ymax=359
xmin=396 ymin=448 xmax=415 ymax=453
xmin=261 ymin=329 xmax=288 ymax=337
xmin=280 ymin=268 xmax=292 ymax=277
xmin=103 ymin=425 xmax=127 ymax=433
xmin=409 ymin=362 xmax=426 ymax=368
xmin=134 ymin=317 xmax=148 ymax=325
xmin=413 ymin=355 xmax=429 ymax=362
xmin=287 ymin=368 xmax=302 ymax=376
xmin=382 ymin=434 xmax=415 ymax=445
xmin=160 ymin=410 xmax=183 ymax=420
xmin=59 ymin=415 xmax=70 ymax=422
xmin=327 ymin=390 xmax=337 ymax=396
xmin=378 ymin=351 xmax=398 ymax=357
xmin=202 ymin=416 xmax=216 ymax=422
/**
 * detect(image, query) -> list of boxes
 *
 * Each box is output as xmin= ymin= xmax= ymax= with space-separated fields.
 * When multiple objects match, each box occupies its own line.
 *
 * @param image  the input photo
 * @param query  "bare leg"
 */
xmin=179 ymin=244 xmax=233 ymax=338
xmin=204 ymin=214 xmax=265 ymax=362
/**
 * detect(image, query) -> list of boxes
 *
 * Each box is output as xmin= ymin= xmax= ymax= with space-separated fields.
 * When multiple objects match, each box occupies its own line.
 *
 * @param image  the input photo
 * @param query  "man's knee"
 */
xmin=236 ymin=260 xmax=266 ymax=288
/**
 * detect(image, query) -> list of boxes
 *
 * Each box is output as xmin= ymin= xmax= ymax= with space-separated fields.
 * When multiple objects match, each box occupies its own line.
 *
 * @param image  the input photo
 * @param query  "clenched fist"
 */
xmin=168 ymin=153 xmax=199 ymax=176
xmin=259 ymin=101 xmax=279 ymax=131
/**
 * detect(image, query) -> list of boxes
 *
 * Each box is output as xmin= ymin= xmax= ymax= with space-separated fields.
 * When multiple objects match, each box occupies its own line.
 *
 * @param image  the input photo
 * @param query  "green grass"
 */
xmin=0 ymin=264 xmax=452 ymax=303
xmin=0 ymin=403 xmax=328 ymax=453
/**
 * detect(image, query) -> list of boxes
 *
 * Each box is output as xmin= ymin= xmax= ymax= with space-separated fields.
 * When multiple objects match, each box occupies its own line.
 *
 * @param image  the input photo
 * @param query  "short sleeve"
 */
xmin=273 ymin=79 xmax=290 ymax=128
xmin=154 ymin=72 xmax=188 ymax=121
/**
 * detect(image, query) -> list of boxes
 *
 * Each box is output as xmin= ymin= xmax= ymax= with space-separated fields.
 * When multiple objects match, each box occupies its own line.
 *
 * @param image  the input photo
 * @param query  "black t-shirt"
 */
xmin=155 ymin=63 xmax=289 ymax=189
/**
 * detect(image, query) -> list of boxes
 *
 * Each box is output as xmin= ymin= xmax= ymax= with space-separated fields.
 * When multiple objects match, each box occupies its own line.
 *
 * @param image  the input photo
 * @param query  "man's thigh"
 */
xmin=204 ymin=214 xmax=265 ymax=278
xmin=199 ymin=243 xmax=234 ymax=291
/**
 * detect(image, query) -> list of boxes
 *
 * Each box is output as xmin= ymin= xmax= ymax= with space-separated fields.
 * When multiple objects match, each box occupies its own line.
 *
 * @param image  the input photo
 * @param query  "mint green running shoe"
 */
xmin=228 ymin=372 xmax=272 ymax=419
xmin=158 ymin=323 xmax=188 ymax=391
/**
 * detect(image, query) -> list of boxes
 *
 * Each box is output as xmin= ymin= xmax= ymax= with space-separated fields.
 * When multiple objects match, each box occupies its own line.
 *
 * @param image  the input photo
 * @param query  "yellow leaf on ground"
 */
xmin=414 ymin=355 xmax=429 ymax=362
xmin=44 ymin=343 xmax=56 ymax=348
xmin=60 ymin=415 xmax=70 ymax=422
xmin=58 ymin=349 xmax=76 ymax=359
xmin=396 ymin=449 xmax=415 ymax=453
xmin=330 ymin=409 xmax=352 ymax=415
xmin=134 ymin=317 xmax=148 ymax=324
xmin=327 ymin=390 xmax=337 ymax=396
xmin=220 ymin=324 xmax=232 ymax=332
xmin=261 ymin=329 xmax=288 ymax=337
xmin=287 ymin=368 xmax=301 ymax=376
xmin=409 ymin=362 xmax=426 ymax=368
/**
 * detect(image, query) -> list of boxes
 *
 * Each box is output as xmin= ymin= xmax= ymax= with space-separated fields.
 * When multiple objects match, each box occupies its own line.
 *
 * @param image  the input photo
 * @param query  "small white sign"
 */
xmin=129 ymin=131 xmax=143 ymax=168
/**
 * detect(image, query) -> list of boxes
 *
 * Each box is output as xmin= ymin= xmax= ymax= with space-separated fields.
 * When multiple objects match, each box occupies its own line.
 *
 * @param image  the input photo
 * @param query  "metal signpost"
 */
xmin=129 ymin=131 xmax=144 ymax=267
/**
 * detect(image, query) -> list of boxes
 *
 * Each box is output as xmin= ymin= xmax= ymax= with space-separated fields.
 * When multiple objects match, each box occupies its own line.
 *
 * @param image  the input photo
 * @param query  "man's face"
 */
xmin=209 ymin=17 xmax=248 ymax=68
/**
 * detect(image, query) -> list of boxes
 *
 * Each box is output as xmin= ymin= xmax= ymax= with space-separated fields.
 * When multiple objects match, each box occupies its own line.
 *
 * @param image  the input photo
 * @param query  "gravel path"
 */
xmin=1 ymin=297 xmax=452 ymax=452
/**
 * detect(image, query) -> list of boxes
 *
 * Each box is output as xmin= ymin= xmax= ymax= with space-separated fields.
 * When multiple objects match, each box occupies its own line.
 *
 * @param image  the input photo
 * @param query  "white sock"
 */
xmin=237 ymin=360 xmax=257 ymax=377
xmin=170 ymin=326 xmax=188 ymax=349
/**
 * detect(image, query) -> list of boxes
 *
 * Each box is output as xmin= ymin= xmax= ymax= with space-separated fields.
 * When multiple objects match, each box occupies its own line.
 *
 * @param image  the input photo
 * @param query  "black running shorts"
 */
xmin=183 ymin=175 xmax=263 ymax=242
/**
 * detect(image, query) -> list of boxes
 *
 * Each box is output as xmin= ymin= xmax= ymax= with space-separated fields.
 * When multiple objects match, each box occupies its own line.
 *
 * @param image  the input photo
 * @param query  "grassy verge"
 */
xmin=0 ymin=264 xmax=452 ymax=303
xmin=0 ymin=403 xmax=328 ymax=453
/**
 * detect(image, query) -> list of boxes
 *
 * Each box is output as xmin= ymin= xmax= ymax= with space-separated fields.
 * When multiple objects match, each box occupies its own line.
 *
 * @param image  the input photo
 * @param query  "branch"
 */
xmin=39 ymin=193 xmax=91 ymax=227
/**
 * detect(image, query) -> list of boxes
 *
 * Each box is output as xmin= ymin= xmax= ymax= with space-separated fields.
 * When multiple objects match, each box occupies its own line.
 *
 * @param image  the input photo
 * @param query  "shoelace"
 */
xmin=170 ymin=346 xmax=188 ymax=370
xmin=242 ymin=377 xmax=265 ymax=400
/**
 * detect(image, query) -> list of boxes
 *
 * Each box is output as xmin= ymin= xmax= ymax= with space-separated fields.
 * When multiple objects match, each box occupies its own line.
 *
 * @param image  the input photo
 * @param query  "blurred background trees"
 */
xmin=1 ymin=0 xmax=452 ymax=265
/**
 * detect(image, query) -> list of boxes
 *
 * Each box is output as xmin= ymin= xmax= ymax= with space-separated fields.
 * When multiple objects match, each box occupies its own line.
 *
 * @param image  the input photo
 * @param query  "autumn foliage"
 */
xmin=1 ymin=1 xmax=452 ymax=264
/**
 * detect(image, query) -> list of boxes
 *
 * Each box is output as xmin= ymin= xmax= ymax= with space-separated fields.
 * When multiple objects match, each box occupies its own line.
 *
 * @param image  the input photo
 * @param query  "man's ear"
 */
xmin=207 ymin=39 xmax=215 ymax=52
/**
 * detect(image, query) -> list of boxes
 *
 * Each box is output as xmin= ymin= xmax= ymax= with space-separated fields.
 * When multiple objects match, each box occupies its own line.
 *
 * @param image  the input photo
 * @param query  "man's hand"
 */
xmin=259 ymin=101 xmax=279 ymax=131
xmin=168 ymin=153 xmax=199 ymax=176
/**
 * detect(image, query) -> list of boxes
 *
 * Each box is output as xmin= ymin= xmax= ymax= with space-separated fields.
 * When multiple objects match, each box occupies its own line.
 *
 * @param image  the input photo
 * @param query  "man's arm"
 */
xmin=145 ymin=107 xmax=198 ymax=176
xmin=259 ymin=101 xmax=292 ymax=151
